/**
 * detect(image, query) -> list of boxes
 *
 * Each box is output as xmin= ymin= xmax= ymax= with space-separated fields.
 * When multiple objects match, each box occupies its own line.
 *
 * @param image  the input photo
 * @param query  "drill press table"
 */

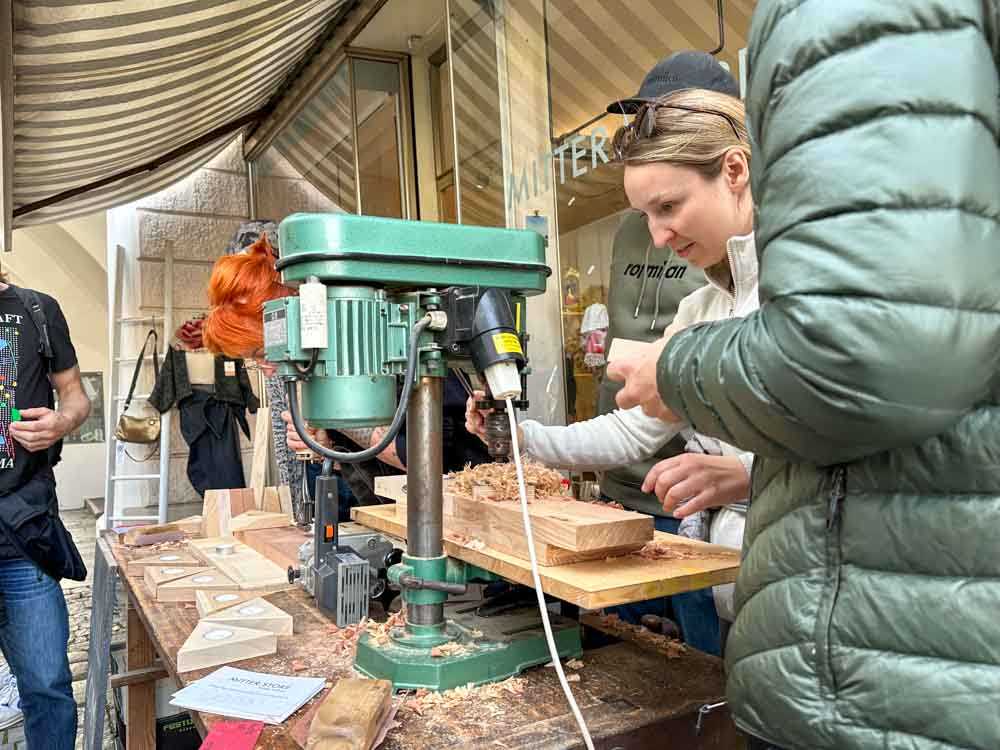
xmin=351 ymin=504 xmax=740 ymax=609
xmin=109 ymin=534 xmax=742 ymax=749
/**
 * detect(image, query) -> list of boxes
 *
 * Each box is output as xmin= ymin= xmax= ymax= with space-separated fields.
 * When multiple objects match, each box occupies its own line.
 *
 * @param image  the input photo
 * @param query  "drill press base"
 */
xmin=354 ymin=602 xmax=583 ymax=691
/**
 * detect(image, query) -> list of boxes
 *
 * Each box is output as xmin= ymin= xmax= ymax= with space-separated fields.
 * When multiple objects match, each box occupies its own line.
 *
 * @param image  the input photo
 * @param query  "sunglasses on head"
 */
xmin=612 ymin=102 xmax=743 ymax=160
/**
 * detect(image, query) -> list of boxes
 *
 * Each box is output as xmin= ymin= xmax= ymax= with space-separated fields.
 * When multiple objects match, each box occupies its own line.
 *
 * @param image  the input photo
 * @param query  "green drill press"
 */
xmin=264 ymin=213 xmax=582 ymax=691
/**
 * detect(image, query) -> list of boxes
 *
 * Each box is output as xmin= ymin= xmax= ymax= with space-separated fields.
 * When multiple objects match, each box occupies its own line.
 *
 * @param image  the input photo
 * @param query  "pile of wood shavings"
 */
xmin=634 ymin=539 xmax=736 ymax=561
xmin=447 ymin=461 xmax=567 ymax=502
xmin=430 ymin=641 xmax=476 ymax=658
xmin=325 ymin=618 xmax=370 ymax=656
xmin=402 ymin=676 xmax=527 ymax=717
xmin=365 ymin=609 xmax=407 ymax=648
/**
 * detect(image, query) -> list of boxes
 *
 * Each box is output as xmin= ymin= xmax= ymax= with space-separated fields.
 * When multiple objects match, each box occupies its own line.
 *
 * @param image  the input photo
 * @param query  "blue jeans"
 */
xmin=0 ymin=558 xmax=76 ymax=749
xmin=608 ymin=515 xmax=721 ymax=656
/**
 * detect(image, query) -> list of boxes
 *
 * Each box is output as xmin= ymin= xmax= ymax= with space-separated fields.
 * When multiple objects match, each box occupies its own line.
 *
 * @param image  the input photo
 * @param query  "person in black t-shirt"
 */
xmin=0 ymin=280 xmax=90 ymax=750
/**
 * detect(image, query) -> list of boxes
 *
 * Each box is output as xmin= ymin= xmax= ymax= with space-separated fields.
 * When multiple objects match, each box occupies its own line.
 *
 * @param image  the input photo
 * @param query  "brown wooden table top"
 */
xmin=108 ymin=534 xmax=735 ymax=749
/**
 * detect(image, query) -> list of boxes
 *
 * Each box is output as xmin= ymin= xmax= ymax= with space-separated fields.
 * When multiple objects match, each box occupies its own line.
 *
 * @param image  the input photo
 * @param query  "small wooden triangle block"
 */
xmin=144 ymin=565 xmax=212 ymax=592
xmin=202 ymin=597 xmax=293 ymax=635
xmin=195 ymin=589 xmax=261 ymax=618
xmin=176 ymin=621 xmax=277 ymax=673
xmin=156 ymin=569 xmax=236 ymax=602
xmin=130 ymin=552 xmax=203 ymax=572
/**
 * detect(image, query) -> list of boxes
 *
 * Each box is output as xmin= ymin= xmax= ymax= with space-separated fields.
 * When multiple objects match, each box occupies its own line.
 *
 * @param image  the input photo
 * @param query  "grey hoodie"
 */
xmin=595 ymin=211 xmax=703 ymax=516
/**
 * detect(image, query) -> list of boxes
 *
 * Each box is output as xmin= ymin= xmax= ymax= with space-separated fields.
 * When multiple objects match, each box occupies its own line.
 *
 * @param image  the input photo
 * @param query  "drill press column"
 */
xmin=406 ymin=376 xmax=445 ymax=631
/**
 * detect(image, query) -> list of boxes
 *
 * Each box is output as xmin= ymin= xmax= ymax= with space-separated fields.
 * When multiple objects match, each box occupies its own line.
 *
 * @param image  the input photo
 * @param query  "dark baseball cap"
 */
xmin=607 ymin=51 xmax=739 ymax=115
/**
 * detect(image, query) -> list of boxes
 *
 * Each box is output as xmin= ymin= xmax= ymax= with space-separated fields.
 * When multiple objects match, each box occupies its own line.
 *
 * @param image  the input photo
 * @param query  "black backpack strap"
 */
xmin=7 ymin=285 xmax=53 ymax=365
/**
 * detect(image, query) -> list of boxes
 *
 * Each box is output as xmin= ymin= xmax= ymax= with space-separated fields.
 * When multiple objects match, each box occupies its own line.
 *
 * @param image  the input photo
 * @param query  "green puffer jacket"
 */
xmin=655 ymin=2 xmax=1000 ymax=749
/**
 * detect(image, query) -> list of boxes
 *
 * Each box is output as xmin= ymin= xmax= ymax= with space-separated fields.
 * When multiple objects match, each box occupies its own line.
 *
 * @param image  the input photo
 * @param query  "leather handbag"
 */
xmin=115 ymin=330 xmax=161 ymax=452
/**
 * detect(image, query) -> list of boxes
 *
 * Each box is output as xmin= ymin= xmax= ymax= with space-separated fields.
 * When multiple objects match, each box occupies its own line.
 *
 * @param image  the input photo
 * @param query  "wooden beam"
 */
xmin=126 ymin=598 xmax=157 ymax=750
xmin=110 ymin=665 xmax=168 ymax=690
xmin=0 ymin=0 xmax=13 ymax=252
xmin=243 ymin=0 xmax=389 ymax=160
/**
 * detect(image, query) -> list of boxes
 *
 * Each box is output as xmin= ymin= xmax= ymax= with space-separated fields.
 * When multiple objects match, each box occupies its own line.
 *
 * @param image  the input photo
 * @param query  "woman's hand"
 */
xmin=642 ymin=454 xmax=749 ymax=517
xmin=280 ymin=410 xmax=331 ymax=453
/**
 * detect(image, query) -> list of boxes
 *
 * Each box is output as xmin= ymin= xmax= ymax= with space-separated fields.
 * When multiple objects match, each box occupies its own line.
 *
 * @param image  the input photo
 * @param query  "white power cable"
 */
xmin=505 ymin=398 xmax=595 ymax=750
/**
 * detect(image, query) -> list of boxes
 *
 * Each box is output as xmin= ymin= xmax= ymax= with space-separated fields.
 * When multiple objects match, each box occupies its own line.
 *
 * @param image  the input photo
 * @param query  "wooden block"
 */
xmin=250 ymin=409 xmax=271 ymax=508
xmin=261 ymin=487 xmax=282 ymax=513
xmin=174 ymin=515 xmax=204 ymax=537
xmin=479 ymin=497 xmax=652 ymax=551
xmin=144 ymin=565 xmax=212 ymax=593
xmin=230 ymin=511 xmax=293 ymax=534
xmin=195 ymin=589 xmax=264 ymax=617
xmin=176 ymin=621 xmax=277 ymax=673
xmin=202 ymin=490 xmax=232 ymax=538
xmin=277 ymin=486 xmax=293 ymax=516
xmin=157 ymin=570 xmax=237 ymax=602
xmin=307 ymin=677 xmax=393 ymax=750
xmin=235 ymin=526 xmax=309 ymax=571
xmin=123 ymin=522 xmax=188 ymax=546
xmin=231 ymin=488 xmax=258 ymax=517
xmin=202 ymin=597 xmax=293 ymax=635
xmin=128 ymin=552 xmax=203 ymax=572
xmin=190 ymin=537 xmax=293 ymax=591
xmin=374 ymin=475 xmax=408 ymax=503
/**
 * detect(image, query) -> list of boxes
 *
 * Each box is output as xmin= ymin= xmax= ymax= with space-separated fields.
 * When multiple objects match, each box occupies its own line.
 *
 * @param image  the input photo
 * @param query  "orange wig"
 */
xmin=203 ymin=236 xmax=294 ymax=358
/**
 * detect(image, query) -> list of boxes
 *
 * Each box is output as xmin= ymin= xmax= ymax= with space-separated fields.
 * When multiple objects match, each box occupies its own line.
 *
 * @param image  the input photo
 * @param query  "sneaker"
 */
xmin=0 ymin=668 xmax=22 ymax=729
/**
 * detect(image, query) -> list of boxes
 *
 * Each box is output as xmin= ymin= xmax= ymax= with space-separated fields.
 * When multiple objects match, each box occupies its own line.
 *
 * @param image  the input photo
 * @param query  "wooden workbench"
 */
xmin=109 ymin=532 xmax=741 ymax=749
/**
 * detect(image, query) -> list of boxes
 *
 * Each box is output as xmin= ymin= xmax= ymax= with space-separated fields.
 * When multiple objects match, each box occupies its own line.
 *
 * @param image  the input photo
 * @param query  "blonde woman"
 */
xmin=467 ymin=87 xmax=759 ymax=652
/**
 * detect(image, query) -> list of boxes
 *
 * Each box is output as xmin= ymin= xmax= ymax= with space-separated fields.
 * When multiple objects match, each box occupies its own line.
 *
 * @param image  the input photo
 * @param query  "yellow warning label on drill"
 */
xmin=492 ymin=333 xmax=523 ymax=355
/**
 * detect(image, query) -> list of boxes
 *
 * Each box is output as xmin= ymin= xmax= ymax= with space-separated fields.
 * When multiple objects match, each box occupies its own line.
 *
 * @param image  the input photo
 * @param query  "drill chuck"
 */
xmin=484 ymin=411 xmax=513 ymax=459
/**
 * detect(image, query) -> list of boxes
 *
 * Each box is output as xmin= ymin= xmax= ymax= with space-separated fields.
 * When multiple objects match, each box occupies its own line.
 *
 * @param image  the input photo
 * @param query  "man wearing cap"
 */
xmin=596 ymin=51 xmax=741 ymax=656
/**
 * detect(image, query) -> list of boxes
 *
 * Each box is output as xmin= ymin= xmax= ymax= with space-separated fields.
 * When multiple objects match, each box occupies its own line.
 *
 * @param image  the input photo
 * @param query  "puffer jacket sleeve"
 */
xmin=657 ymin=0 xmax=1000 ymax=466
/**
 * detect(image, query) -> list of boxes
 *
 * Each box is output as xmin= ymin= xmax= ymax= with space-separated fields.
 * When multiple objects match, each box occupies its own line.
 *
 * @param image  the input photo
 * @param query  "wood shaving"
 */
xmin=290 ymin=660 xmax=307 ymax=672
xmin=596 ymin=613 xmax=687 ymax=658
xmin=565 ymin=673 xmax=581 ymax=682
xmin=430 ymin=642 xmax=475 ymax=658
xmin=447 ymin=461 xmax=568 ymax=502
xmin=593 ymin=500 xmax=625 ymax=510
xmin=565 ymin=658 xmax=585 ymax=670
xmin=634 ymin=539 xmax=735 ymax=561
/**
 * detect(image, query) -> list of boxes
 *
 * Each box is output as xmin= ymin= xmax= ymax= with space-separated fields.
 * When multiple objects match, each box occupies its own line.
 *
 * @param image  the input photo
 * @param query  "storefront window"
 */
xmin=448 ymin=0 xmax=506 ymax=228
xmin=255 ymin=61 xmax=356 ymax=220
xmin=544 ymin=0 xmax=754 ymax=423
xmin=254 ymin=54 xmax=413 ymax=222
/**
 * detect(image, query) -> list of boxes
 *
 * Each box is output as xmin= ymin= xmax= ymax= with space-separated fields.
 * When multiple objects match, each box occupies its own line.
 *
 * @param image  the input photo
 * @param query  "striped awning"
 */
xmin=4 ymin=0 xmax=351 ymax=237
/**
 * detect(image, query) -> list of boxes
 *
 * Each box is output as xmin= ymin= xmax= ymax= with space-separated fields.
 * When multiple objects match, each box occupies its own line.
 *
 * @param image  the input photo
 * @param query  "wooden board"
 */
xmin=353 ymin=504 xmax=740 ymax=610
xmin=450 ymin=493 xmax=652 ymax=551
xmin=202 ymin=597 xmax=293 ymax=635
xmin=176 ymin=621 xmax=277 ymax=674
xmin=189 ymin=537 xmax=293 ymax=592
xmin=195 ymin=589 xmax=264 ymax=618
xmin=384 ymin=475 xmax=652 ymax=558
xmin=277 ymin=486 xmax=293 ymax=516
xmin=306 ymin=678 xmax=393 ymax=750
xmin=235 ymin=526 xmax=308 ymax=571
xmin=157 ymin=570 xmax=237 ymax=602
xmin=144 ymin=565 xmax=212 ymax=593
xmin=250 ymin=408 xmax=271 ymax=508
xmin=230 ymin=510 xmax=293 ymax=534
